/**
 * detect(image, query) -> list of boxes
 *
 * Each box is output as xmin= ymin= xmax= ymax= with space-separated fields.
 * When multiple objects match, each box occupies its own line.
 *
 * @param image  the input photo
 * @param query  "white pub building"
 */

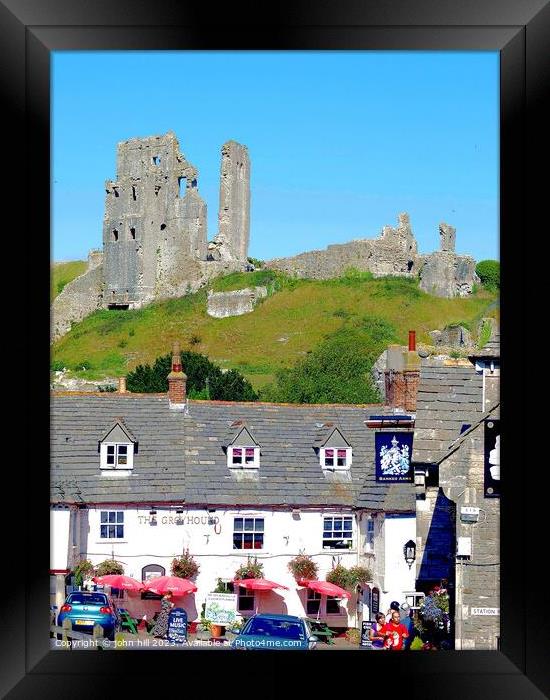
xmin=51 ymin=347 xmax=417 ymax=628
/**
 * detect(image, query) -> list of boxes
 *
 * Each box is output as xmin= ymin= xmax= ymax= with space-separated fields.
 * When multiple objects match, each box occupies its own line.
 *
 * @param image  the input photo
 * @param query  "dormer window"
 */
xmin=99 ymin=418 xmax=137 ymax=473
xmin=228 ymin=446 xmax=259 ymax=469
xmin=321 ymin=447 xmax=352 ymax=469
xmin=226 ymin=423 xmax=260 ymax=469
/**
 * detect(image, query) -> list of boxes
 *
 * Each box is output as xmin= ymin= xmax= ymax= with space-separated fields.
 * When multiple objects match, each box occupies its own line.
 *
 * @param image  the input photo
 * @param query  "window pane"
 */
xmin=101 ymin=525 xmax=108 ymax=538
xmin=116 ymin=525 xmax=124 ymax=538
xmin=333 ymin=518 xmax=342 ymax=529
xmin=234 ymin=518 xmax=243 ymax=531
xmin=233 ymin=448 xmax=242 ymax=457
xmin=101 ymin=512 xmax=108 ymax=523
xmin=253 ymin=534 xmax=264 ymax=549
xmin=239 ymin=594 xmax=254 ymax=611
xmin=323 ymin=519 xmax=332 ymax=531
xmin=118 ymin=455 xmax=127 ymax=465
xmin=245 ymin=448 xmax=255 ymax=457
xmin=255 ymin=519 xmax=264 ymax=532
xmin=116 ymin=512 xmax=124 ymax=523
xmin=327 ymin=597 xmax=340 ymax=614
xmin=107 ymin=446 xmax=115 ymax=455
xmin=343 ymin=531 xmax=353 ymax=539
xmin=344 ymin=518 xmax=352 ymax=529
xmin=118 ymin=445 xmax=127 ymax=455
xmin=107 ymin=454 xmax=115 ymax=465
xmin=325 ymin=449 xmax=334 ymax=458
xmin=243 ymin=534 xmax=253 ymax=548
xmin=108 ymin=525 xmax=116 ymax=538
xmin=108 ymin=512 xmax=116 ymax=523
xmin=337 ymin=449 xmax=346 ymax=458
xmin=233 ymin=535 xmax=243 ymax=549
xmin=244 ymin=519 xmax=254 ymax=531
xmin=307 ymin=599 xmax=321 ymax=615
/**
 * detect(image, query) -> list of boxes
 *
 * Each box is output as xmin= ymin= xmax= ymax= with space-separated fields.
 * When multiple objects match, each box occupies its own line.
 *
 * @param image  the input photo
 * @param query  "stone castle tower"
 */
xmin=52 ymin=132 xmax=251 ymax=338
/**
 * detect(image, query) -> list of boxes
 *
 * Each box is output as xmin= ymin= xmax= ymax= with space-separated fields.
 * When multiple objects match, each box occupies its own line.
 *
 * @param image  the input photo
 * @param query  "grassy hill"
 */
xmin=51 ymin=269 xmax=499 ymax=391
xmin=51 ymin=260 xmax=87 ymax=301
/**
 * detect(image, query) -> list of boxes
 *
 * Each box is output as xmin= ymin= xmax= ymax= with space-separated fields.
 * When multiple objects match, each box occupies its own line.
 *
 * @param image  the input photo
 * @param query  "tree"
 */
xmin=475 ymin=260 xmax=500 ymax=291
xmin=126 ymin=349 xmax=258 ymax=401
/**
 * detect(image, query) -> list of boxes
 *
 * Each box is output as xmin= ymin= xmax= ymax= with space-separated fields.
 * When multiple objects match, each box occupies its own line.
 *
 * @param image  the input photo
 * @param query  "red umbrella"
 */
xmin=142 ymin=576 xmax=197 ymax=597
xmin=93 ymin=574 xmax=144 ymax=592
xmin=233 ymin=578 xmax=289 ymax=591
xmin=299 ymin=579 xmax=351 ymax=600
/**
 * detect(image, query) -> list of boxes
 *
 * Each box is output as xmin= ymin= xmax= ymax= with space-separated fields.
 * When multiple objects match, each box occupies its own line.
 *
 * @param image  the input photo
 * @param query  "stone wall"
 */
xmin=206 ymin=286 xmax=268 ymax=318
xmin=265 ymin=213 xmax=479 ymax=298
xmin=265 ymin=212 xmax=419 ymax=279
xmin=51 ymin=263 xmax=104 ymax=342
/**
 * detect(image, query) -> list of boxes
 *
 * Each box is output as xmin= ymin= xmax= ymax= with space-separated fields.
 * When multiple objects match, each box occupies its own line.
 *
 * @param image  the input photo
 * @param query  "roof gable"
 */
xmin=99 ymin=418 xmax=137 ymax=444
xmin=230 ymin=425 xmax=260 ymax=447
xmin=322 ymin=427 xmax=351 ymax=448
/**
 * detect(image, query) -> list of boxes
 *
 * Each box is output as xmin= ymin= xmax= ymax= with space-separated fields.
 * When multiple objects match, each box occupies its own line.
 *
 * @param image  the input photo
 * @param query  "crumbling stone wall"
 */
xmin=265 ymin=213 xmax=420 ymax=279
xmin=206 ymin=286 xmax=267 ymax=318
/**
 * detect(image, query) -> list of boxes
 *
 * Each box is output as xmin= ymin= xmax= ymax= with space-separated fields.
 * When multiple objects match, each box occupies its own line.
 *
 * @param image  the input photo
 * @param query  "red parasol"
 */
xmin=299 ymin=579 xmax=351 ymax=599
xmin=233 ymin=578 xmax=289 ymax=591
xmin=142 ymin=575 xmax=197 ymax=597
xmin=92 ymin=574 xmax=144 ymax=592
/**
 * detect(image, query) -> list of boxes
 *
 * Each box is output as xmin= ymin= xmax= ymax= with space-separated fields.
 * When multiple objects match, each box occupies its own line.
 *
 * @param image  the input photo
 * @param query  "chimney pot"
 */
xmin=408 ymin=330 xmax=416 ymax=352
xmin=118 ymin=377 xmax=127 ymax=393
xmin=168 ymin=343 xmax=187 ymax=408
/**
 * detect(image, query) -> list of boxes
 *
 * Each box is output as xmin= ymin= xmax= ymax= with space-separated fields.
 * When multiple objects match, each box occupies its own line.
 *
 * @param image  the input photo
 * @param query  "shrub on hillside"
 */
xmin=475 ymin=260 xmax=500 ymax=290
xmin=126 ymin=349 xmax=258 ymax=401
xmin=259 ymin=316 xmax=395 ymax=404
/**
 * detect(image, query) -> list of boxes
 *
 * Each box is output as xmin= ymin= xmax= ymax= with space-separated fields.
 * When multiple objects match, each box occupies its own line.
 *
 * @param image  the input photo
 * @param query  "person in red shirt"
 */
xmin=381 ymin=610 xmax=409 ymax=650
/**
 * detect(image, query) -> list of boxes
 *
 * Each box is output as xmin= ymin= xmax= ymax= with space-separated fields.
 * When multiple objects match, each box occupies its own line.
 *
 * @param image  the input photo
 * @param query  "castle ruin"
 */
xmin=52 ymin=131 xmax=480 ymax=341
xmin=52 ymin=132 xmax=250 ymax=339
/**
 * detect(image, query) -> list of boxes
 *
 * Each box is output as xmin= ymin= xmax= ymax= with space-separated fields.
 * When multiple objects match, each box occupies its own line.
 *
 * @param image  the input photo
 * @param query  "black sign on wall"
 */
xmin=484 ymin=419 xmax=500 ymax=498
xmin=371 ymin=587 xmax=380 ymax=616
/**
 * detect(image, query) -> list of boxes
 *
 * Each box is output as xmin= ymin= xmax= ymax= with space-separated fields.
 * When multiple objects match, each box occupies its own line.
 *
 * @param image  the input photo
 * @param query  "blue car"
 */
xmin=57 ymin=591 xmax=120 ymax=639
xmin=232 ymin=614 xmax=318 ymax=650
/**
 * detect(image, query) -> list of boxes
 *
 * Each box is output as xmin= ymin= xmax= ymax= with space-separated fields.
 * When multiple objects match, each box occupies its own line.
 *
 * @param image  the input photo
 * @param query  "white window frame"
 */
xmin=322 ymin=515 xmax=354 ymax=550
xmin=232 ymin=517 xmax=265 ymax=550
xmin=228 ymin=446 xmax=260 ymax=469
xmin=320 ymin=447 xmax=352 ymax=469
xmin=100 ymin=442 xmax=134 ymax=470
xmin=100 ymin=510 xmax=125 ymax=539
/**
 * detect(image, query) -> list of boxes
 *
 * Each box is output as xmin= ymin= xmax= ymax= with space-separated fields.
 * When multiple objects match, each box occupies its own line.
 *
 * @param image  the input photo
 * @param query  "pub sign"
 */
xmin=375 ymin=432 xmax=413 ymax=482
xmin=484 ymin=419 xmax=500 ymax=498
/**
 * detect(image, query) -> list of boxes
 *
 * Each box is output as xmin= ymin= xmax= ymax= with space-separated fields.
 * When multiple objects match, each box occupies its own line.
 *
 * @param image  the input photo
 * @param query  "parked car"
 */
xmin=231 ymin=613 xmax=318 ymax=650
xmin=57 ymin=591 xmax=120 ymax=639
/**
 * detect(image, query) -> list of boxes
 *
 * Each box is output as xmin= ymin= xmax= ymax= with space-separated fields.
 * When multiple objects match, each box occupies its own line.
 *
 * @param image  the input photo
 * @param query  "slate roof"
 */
xmin=468 ymin=331 xmax=500 ymax=360
xmin=51 ymin=394 xmax=415 ymax=512
xmin=434 ymin=402 xmax=500 ymax=466
xmin=412 ymin=362 xmax=484 ymax=465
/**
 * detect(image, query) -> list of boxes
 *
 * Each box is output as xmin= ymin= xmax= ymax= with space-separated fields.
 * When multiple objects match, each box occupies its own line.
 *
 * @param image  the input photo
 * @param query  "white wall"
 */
xmin=381 ymin=514 xmax=416 ymax=612
xmin=77 ymin=506 xmax=358 ymax=624
xmin=50 ymin=508 xmax=71 ymax=570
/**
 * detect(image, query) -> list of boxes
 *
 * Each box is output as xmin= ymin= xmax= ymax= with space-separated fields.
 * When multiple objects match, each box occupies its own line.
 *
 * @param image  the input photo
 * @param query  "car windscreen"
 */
xmin=245 ymin=618 xmax=305 ymax=640
xmin=67 ymin=593 xmax=108 ymax=605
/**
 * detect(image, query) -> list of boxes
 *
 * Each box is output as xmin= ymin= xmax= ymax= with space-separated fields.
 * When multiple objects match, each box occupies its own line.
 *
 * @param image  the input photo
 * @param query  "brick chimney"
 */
xmin=118 ymin=376 xmax=127 ymax=394
xmin=384 ymin=331 xmax=420 ymax=412
xmin=167 ymin=342 xmax=187 ymax=409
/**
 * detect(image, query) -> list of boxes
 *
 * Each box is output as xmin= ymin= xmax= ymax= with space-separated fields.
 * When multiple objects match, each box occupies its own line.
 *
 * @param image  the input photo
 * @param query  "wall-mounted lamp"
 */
xmin=149 ymin=508 xmax=157 ymax=516
xmin=176 ymin=508 xmax=184 ymax=514
xmin=403 ymin=540 xmax=416 ymax=569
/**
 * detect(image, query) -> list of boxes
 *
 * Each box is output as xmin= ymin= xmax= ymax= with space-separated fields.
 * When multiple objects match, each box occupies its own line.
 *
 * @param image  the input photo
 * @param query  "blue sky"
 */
xmin=52 ymin=51 xmax=499 ymax=262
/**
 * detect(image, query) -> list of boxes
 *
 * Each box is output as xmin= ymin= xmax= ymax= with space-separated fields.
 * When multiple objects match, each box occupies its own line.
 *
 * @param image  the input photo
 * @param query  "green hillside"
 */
xmin=51 ymin=260 xmax=87 ymax=301
xmin=51 ymin=270 xmax=498 ymax=391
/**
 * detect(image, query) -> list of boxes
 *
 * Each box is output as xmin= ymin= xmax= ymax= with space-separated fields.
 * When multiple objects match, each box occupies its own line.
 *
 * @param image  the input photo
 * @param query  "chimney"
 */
xmin=167 ymin=342 xmax=187 ymax=409
xmin=384 ymin=334 xmax=421 ymax=412
xmin=118 ymin=376 xmax=127 ymax=394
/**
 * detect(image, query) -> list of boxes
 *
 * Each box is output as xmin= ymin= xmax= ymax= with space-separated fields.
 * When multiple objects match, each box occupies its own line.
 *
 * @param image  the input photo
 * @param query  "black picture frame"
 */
xmin=4 ymin=0 xmax=546 ymax=697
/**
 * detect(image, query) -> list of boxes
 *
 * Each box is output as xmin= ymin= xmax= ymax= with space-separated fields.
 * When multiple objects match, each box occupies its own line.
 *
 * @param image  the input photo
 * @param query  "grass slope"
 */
xmin=51 ymin=272 xmax=498 ymax=389
xmin=51 ymin=260 xmax=87 ymax=301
